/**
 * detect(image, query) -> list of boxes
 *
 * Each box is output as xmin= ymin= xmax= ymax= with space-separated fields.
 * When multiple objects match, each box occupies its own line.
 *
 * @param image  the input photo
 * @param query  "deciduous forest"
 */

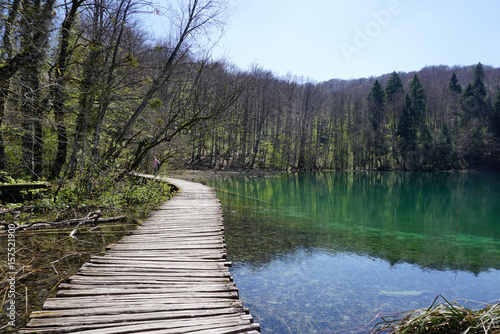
xmin=2 ymin=0 xmax=500 ymax=188
xmin=186 ymin=63 xmax=500 ymax=171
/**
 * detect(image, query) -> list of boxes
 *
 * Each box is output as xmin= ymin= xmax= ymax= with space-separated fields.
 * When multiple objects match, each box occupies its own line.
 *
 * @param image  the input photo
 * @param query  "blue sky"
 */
xmin=148 ymin=0 xmax=500 ymax=82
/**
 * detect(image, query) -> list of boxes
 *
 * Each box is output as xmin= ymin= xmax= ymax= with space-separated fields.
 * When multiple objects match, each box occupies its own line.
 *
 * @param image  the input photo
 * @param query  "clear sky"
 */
xmin=148 ymin=0 xmax=500 ymax=82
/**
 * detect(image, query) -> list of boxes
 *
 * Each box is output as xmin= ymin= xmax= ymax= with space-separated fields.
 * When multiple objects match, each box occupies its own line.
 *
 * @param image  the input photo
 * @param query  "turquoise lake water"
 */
xmin=206 ymin=172 xmax=500 ymax=333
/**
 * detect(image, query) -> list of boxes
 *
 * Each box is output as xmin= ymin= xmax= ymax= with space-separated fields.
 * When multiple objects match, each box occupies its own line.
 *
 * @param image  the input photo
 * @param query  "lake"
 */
xmin=204 ymin=171 xmax=500 ymax=333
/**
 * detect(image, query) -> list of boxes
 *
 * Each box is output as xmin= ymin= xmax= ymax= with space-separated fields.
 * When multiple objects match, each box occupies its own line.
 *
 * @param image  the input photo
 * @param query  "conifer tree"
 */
xmin=367 ymin=79 xmax=387 ymax=168
xmin=448 ymin=72 xmax=462 ymax=94
xmin=384 ymin=71 xmax=405 ymax=165
xmin=473 ymin=63 xmax=487 ymax=104
xmin=408 ymin=74 xmax=427 ymax=133
xmin=397 ymin=94 xmax=416 ymax=169
xmin=368 ymin=80 xmax=385 ymax=132
xmin=385 ymin=71 xmax=405 ymax=103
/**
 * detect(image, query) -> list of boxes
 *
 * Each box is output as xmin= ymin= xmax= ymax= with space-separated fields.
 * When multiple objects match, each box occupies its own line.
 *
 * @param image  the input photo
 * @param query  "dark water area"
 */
xmin=206 ymin=172 xmax=500 ymax=334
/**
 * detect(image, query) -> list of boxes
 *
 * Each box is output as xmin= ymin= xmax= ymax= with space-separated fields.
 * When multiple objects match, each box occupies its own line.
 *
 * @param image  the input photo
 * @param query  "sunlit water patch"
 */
xmin=206 ymin=172 xmax=500 ymax=333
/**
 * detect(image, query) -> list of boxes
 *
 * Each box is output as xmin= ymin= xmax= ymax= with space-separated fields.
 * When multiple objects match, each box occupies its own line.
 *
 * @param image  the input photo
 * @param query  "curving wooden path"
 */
xmin=20 ymin=177 xmax=260 ymax=334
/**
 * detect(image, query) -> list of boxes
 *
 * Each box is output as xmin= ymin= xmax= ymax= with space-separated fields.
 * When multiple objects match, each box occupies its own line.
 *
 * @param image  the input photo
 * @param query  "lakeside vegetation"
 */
xmin=372 ymin=295 xmax=500 ymax=334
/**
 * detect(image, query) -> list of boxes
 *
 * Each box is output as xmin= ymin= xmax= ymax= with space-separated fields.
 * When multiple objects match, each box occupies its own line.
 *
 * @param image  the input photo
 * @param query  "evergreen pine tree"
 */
xmin=472 ymin=63 xmax=488 ymax=117
xmin=473 ymin=63 xmax=487 ymax=103
xmin=398 ymin=94 xmax=416 ymax=169
xmin=408 ymin=74 xmax=426 ymax=132
xmin=460 ymin=83 xmax=475 ymax=120
xmin=368 ymin=80 xmax=385 ymax=132
xmin=448 ymin=72 xmax=462 ymax=94
xmin=385 ymin=71 xmax=404 ymax=103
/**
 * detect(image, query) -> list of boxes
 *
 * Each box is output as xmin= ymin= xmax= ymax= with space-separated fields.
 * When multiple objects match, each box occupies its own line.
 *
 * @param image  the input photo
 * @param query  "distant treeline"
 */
xmin=181 ymin=63 xmax=500 ymax=171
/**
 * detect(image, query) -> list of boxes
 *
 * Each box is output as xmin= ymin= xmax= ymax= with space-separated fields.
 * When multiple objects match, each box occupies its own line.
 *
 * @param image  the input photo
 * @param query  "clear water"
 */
xmin=206 ymin=172 xmax=500 ymax=333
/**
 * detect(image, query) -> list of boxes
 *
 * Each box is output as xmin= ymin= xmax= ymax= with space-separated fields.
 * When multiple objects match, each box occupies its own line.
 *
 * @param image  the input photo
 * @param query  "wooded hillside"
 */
xmin=1 ymin=0 xmax=500 ymax=185
xmin=182 ymin=63 xmax=500 ymax=171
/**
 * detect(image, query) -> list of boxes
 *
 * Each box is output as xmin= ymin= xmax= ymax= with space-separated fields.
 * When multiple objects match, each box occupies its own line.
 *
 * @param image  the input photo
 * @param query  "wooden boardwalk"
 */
xmin=20 ymin=177 xmax=260 ymax=334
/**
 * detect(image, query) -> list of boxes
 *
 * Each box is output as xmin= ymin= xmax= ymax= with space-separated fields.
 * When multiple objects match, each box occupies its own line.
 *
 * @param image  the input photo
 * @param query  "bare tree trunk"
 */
xmin=50 ymin=0 xmax=85 ymax=179
xmin=0 ymin=80 xmax=8 ymax=170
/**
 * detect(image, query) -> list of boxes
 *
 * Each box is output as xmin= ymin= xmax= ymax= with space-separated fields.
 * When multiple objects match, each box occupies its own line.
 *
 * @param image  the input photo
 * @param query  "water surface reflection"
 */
xmin=206 ymin=172 xmax=500 ymax=333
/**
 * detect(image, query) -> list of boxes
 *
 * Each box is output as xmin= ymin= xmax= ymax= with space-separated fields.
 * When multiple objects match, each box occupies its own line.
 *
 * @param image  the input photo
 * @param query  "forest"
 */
xmin=2 ymin=0 xmax=500 ymax=191
xmin=186 ymin=63 xmax=500 ymax=172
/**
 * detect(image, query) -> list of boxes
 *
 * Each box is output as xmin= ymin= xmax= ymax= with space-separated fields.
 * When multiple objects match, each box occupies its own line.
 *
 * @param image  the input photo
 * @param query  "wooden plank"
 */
xmin=30 ymin=301 xmax=245 ymax=317
xmin=56 ymin=288 xmax=238 ymax=298
xmin=42 ymin=297 xmax=241 ymax=310
xmin=25 ymin=307 xmax=249 ymax=327
xmin=74 ymin=270 xmax=231 ymax=277
xmin=78 ymin=265 xmax=231 ymax=273
xmin=43 ymin=294 xmax=240 ymax=304
xmin=68 ymin=276 xmax=232 ymax=284
xmin=74 ymin=317 xmax=259 ymax=334
xmin=57 ymin=283 xmax=238 ymax=292
xmin=85 ymin=259 xmax=230 ymax=268
xmin=89 ymin=255 xmax=225 ymax=262
xmin=21 ymin=314 xmax=258 ymax=334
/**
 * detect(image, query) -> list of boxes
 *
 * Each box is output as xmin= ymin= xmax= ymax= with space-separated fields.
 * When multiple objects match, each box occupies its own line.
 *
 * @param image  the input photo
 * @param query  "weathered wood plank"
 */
xmin=57 ymin=282 xmax=238 ymax=292
xmin=25 ymin=307 xmax=249 ymax=327
xmin=74 ymin=318 xmax=259 ymax=334
xmin=85 ymin=259 xmax=230 ymax=268
xmin=68 ymin=275 xmax=233 ymax=284
xmin=56 ymin=288 xmax=239 ymax=298
xmin=21 ymin=314 xmax=258 ymax=334
xmin=30 ymin=301 xmax=245 ymax=317
xmin=42 ymin=297 xmax=241 ymax=310
xmin=89 ymin=255 xmax=225 ymax=262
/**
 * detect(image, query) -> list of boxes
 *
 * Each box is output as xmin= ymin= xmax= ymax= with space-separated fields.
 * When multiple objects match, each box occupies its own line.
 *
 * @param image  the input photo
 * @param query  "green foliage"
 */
xmin=408 ymin=74 xmax=426 ymax=130
xmin=8 ymin=174 xmax=177 ymax=223
xmin=385 ymin=71 xmax=404 ymax=103
xmin=448 ymin=72 xmax=462 ymax=94
xmin=368 ymin=80 xmax=385 ymax=132
xmin=473 ymin=62 xmax=487 ymax=103
xmin=150 ymin=98 xmax=163 ymax=109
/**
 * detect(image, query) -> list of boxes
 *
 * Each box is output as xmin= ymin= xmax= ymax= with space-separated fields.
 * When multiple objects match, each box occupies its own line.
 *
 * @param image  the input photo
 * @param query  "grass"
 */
xmin=371 ymin=295 xmax=500 ymax=334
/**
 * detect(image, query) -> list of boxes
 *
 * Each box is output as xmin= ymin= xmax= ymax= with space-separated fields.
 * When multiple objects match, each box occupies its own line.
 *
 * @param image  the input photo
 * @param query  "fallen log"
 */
xmin=1 ymin=213 xmax=127 ymax=232
xmin=0 ymin=183 xmax=53 ymax=203
xmin=69 ymin=210 xmax=102 ymax=240
xmin=0 ymin=183 xmax=52 ymax=190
